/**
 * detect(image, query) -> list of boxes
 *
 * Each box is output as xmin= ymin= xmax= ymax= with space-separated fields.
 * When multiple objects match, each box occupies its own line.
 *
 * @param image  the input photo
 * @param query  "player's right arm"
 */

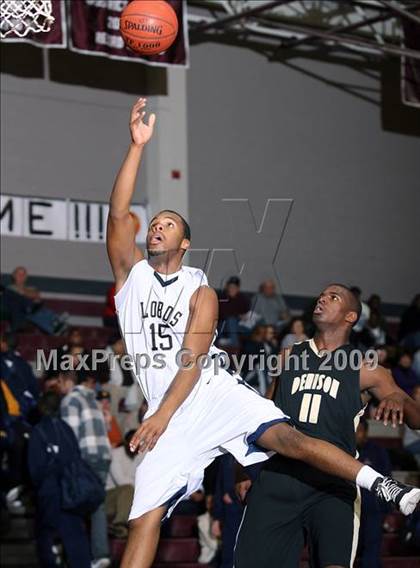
xmin=107 ymin=98 xmax=156 ymax=291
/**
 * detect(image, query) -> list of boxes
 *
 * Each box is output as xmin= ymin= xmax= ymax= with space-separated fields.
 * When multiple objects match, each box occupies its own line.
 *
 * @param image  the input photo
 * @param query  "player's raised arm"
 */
xmin=361 ymin=363 xmax=420 ymax=429
xmin=107 ymin=98 xmax=156 ymax=289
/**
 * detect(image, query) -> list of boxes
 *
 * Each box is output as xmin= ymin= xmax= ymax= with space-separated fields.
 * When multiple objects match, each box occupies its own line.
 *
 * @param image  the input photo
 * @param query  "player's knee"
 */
xmin=128 ymin=507 xmax=164 ymax=531
xmin=258 ymin=422 xmax=307 ymax=459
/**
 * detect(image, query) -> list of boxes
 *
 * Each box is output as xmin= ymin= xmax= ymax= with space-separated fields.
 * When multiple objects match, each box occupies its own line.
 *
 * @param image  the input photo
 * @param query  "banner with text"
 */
xmin=2 ymin=0 xmax=189 ymax=68
xmin=0 ymin=195 xmax=148 ymax=244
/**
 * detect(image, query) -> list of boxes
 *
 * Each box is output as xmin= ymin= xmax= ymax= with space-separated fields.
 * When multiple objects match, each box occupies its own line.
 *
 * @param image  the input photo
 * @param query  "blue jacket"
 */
xmin=28 ymin=416 xmax=81 ymax=525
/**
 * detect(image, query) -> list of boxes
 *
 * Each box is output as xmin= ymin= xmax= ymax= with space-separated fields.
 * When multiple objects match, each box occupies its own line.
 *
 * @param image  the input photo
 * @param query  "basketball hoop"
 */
xmin=0 ymin=0 xmax=54 ymax=38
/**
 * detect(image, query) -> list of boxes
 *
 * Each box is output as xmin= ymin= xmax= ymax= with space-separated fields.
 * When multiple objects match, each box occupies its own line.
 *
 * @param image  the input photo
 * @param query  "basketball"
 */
xmin=120 ymin=0 xmax=179 ymax=56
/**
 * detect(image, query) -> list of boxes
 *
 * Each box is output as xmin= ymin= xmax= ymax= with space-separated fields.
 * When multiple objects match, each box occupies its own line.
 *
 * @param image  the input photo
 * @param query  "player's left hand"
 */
xmin=129 ymin=410 xmax=170 ymax=453
xmin=375 ymin=392 xmax=405 ymax=427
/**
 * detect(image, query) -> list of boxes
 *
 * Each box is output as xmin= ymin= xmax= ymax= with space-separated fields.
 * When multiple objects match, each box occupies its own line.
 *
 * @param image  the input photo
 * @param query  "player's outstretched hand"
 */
xmin=130 ymin=97 xmax=156 ymax=146
xmin=375 ymin=392 xmax=405 ymax=427
xmin=129 ymin=410 xmax=170 ymax=453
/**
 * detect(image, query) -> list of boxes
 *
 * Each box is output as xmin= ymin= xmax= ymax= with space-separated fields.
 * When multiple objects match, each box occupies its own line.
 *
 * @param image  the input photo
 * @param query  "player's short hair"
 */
xmin=329 ymin=283 xmax=362 ymax=326
xmin=156 ymin=210 xmax=191 ymax=241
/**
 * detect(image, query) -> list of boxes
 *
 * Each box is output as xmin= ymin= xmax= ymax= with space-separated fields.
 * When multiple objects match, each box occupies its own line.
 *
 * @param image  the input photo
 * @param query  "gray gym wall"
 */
xmin=186 ymin=43 xmax=420 ymax=304
xmin=1 ymin=42 xmax=420 ymax=304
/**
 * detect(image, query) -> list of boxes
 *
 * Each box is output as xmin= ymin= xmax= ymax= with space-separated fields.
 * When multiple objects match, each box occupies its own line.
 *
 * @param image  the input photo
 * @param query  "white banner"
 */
xmin=0 ymin=195 xmax=148 ymax=243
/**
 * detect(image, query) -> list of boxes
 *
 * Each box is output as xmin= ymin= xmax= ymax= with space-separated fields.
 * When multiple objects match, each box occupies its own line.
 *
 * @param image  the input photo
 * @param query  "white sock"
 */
xmin=356 ymin=465 xmax=383 ymax=491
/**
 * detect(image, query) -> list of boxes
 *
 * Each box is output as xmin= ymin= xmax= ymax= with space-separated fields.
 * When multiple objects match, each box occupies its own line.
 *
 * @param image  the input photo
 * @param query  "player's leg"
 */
xmin=234 ymin=470 xmax=305 ymax=568
xmin=256 ymin=423 xmax=420 ymax=515
xmin=120 ymin=505 xmax=166 ymax=568
xmin=304 ymin=488 xmax=360 ymax=568
xmin=258 ymin=423 xmax=363 ymax=480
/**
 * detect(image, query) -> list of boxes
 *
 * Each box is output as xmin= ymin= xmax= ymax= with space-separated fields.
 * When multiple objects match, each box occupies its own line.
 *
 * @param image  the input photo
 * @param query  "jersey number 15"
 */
xmin=150 ymin=323 xmax=173 ymax=351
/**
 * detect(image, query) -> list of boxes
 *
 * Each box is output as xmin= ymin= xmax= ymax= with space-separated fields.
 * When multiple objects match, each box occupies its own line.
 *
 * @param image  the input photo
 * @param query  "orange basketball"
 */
xmin=120 ymin=0 xmax=178 ymax=56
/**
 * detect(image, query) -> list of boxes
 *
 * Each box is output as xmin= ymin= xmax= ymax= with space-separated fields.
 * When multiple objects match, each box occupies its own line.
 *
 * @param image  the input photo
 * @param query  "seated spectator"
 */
xmin=413 ymin=349 xmax=420 ymax=380
xmin=42 ymin=370 xmax=62 ymax=394
xmin=241 ymin=325 xmax=267 ymax=393
xmin=0 ymin=367 xmax=31 ymax=500
xmin=367 ymin=294 xmax=387 ymax=328
xmin=57 ymin=328 xmax=85 ymax=364
xmin=350 ymin=286 xmax=371 ymax=348
xmin=392 ymin=350 xmax=420 ymax=396
xmin=375 ymin=345 xmax=391 ymax=369
xmin=263 ymin=325 xmax=279 ymax=355
xmin=0 ymin=332 xmax=39 ymax=421
xmin=105 ymin=333 xmax=133 ymax=388
xmin=281 ymin=317 xmax=308 ymax=349
xmin=403 ymin=384 xmax=420 ymax=468
xmin=217 ymin=277 xmax=250 ymax=348
xmin=97 ymin=389 xmax=123 ymax=448
xmin=59 ymin=365 xmax=112 ymax=568
xmin=105 ymin=430 xmax=137 ymax=538
xmin=399 ymin=294 xmax=420 ymax=350
xmin=252 ymin=279 xmax=290 ymax=331
xmin=103 ymin=284 xmax=119 ymax=329
xmin=356 ymin=419 xmax=392 ymax=568
xmin=28 ymin=392 xmax=91 ymax=568
xmin=2 ymin=267 xmax=67 ymax=335
xmin=102 ymin=333 xmax=139 ymax=433
xmin=365 ymin=311 xmax=387 ymax=348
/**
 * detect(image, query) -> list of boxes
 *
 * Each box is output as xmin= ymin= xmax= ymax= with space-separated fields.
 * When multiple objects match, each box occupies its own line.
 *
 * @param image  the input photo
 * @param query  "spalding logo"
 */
xmin=124 ymin=21 xmax=163 ymax=35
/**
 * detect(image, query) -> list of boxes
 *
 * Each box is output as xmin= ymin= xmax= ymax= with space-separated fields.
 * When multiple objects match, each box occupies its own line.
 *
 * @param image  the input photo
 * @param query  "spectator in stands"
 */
xmin=392 ymin=350 xmax=420 ymax=396
xmin=59 ymin=366 xmax=112 ymax=568
xmin=104 ymin=333 xmax=132 ymax=388
xmin=0 ymin=332 xmax=39 ymax=420
xmin=97 ymin=389 xmax=123 ymax=448
xmin=3 ymin=267 xmax=67 ymax=335
xmin=42 ymin=370 xmax=62 ymax=394
xmin=367 ymin=294 xmax=387 ymax=327
xmin=58 ymin=328 xmax=85 ymax=363
xmin=375 ymin=345 xmax=391 ymax=368
xmin=403 ymin=384 xmax=420 ymax=468
xmin=28 ymin=391 xmax=91 ymax=568
xmin=217 ymin=277 xmax=250 ymax=348
xmin=105 ymin=429 xmax=137 ymax=538
xmin=212 ymin=454 xmax=243 ymax=568
xmin=350 ymin=286 xmax=371 ymax=347
xmin=252 ymin=279 xmax=289 ymax=330
xmin=281 ymin=317 xmax=308 ymax=349
xmin=365 ymin=311 xmax=387 ymax=348
xmin=413 ymin=349 xmax=420 ymax=380
xmin=356 ymin=419 xmax=391 ymax=568
xmin=103 ymin=284 xmax=118 ymax=329
xmin=241 ymin=325 xmax=267 ymax=393
xmin=399 ymin=294 xmax=420 ymax=350
xmin=102 ymin=333 xmax=138 ymax=432
xmin=263 ymin=325 xmax=279 ymax=356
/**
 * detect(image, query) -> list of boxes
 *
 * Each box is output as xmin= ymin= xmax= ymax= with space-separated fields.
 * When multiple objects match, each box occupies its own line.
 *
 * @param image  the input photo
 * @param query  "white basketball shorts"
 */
xmin=129 ymin=369 xmax=288 ymax=520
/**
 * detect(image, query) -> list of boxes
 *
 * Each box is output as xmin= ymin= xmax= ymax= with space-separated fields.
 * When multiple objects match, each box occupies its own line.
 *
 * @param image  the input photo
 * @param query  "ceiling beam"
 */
xmin=235 ymin=19 xmax=420 ymax=59
xmin=281 ymin=11 xmax=395 ymax=50
xmin=376 ymin=0 xmax=420 ymax=26
xmin=193 ymin=1 xmax=294 ymax=33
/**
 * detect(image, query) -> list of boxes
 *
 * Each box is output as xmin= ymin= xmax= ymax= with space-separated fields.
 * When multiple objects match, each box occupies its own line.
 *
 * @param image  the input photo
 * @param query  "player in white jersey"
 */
xmin=107 ymin=99 xmax=417 ymax=568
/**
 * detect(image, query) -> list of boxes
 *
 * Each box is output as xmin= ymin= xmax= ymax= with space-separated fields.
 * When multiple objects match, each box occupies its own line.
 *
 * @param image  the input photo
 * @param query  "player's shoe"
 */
xmin=372 ymin=476 xmax=420 ymax=515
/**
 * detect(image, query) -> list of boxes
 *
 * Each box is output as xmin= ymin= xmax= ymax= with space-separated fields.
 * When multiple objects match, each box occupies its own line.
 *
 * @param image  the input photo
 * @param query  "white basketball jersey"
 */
xmin=114 ymin=259 xmax=219 ymax=403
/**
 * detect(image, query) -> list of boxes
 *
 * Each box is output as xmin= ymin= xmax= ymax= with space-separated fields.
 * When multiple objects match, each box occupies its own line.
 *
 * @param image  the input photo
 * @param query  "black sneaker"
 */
xmin=372 ymin=476 xmax=420 ymax=516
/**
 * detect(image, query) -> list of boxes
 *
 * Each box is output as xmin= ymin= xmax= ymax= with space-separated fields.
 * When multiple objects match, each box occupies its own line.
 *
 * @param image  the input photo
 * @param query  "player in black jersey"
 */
xmin=235 ymin=284 xmax=420 ymax=568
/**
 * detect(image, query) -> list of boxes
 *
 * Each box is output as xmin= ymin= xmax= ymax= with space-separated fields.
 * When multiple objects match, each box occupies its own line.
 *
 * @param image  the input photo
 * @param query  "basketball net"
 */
xmin=0 ymin=0 xmax=54 ymax=38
